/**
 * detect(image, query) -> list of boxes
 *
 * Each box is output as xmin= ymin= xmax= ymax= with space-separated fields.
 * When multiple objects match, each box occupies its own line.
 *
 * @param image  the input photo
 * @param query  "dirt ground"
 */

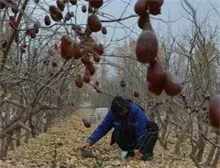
xmin=1 ymin=109 xmax=217 ymax=168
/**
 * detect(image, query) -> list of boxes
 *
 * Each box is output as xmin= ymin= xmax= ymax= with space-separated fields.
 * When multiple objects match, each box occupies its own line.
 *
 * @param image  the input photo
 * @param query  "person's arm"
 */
xmin=86 ymin=111 xmax=114 ymax=145
xmin=133 ymin=106 xmax=149 ymax=154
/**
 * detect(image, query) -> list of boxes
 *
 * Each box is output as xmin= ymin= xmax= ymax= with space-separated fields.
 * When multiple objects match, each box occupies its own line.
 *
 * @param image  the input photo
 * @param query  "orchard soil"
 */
xmin=1 ymin=109 xmax=211 ymax=168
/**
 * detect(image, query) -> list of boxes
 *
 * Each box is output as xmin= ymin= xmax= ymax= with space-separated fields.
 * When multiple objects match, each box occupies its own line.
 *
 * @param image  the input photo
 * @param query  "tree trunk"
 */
xmin=24 ymin=132 xmax=30 ymax=143
xmin=16 ymin=128 xmax=21 ymax=147
xmin=43 ymin=118 xmax=51 ymax=133
xmin=211 ymin=134 xmax=220 ymax=168
xmin=211 ymin=148 xmax=220 ymax=168
xmin=9 ymin=138 xmax=14 ymax=151
xmin=196 ymin=117 xmax=207 ymax=162
xmin=4 ymin=135 xmax=12 ymax=157
xmin=0 ymin=137 xmax=6 ymax=160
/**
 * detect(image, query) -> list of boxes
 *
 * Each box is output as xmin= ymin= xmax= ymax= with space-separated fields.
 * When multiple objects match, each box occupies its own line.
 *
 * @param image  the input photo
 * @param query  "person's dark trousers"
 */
xmin=140 ymin=120 xmax=159 ymax=160
xmin=110 ymin=120 xmax=159 ymax=160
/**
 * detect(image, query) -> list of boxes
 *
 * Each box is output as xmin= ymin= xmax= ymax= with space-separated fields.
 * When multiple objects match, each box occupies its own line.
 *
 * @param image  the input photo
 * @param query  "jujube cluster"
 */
xmin=134 ymin=0 xmax=182 ymax=97
xmin=50 ymin=1 xmax=106 ymax=89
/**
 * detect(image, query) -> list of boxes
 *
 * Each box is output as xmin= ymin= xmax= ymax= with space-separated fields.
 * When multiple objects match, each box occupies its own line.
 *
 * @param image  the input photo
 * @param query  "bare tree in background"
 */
xmin=0 ymin=0 xmax=141 ymax=159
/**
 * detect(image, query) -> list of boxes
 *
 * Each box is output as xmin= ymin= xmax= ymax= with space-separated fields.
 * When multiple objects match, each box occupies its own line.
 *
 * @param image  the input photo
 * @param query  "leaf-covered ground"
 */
xmin=2 ymin=109 xmax=203 ymax=168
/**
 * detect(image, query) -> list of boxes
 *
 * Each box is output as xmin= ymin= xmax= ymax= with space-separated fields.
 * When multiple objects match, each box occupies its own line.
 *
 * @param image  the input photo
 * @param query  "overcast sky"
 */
xmin=33 ymin=0 xmax=220 ymax=47
xmin=29 ymin=0 xmax=220 ymax=77
xmin=89 ymin=0 xmax=220 ymax=49
xmin=31 ymin=0 xmax=220 ymax=54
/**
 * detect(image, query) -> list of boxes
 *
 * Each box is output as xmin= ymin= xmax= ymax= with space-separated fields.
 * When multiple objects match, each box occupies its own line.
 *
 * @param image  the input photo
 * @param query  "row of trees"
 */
xmin=0 ymin=0 xmax=143 ymax=159
xmin=0 ymin=0 xmax=91 ymax=159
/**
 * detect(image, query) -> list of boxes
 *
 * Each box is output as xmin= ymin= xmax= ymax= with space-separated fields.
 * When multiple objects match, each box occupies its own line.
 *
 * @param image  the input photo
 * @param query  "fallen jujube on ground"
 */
xmin=133 ymin=90 xmax=139 ymax=97
xmin=82 ymin=117 xmax=91 ymax=128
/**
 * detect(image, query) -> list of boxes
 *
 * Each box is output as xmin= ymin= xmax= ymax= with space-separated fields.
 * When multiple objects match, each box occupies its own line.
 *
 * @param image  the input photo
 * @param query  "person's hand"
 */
xmin=78 ymin=142 xmax=91 ymax=150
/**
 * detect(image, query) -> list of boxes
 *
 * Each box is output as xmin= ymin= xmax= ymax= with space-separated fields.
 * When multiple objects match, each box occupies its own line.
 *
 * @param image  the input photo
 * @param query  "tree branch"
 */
xmin=100 ymin=14 xmax=138 ymax=23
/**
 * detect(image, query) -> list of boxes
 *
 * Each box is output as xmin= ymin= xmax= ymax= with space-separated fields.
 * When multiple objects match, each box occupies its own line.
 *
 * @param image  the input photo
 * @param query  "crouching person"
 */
xmin=80 ymin=96 xmax=159 ymax=161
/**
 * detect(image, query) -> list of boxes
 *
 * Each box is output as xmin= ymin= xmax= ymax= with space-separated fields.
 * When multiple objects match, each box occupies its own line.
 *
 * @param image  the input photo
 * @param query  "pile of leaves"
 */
xmin=4 ymin=109 xmax=199 ymax=168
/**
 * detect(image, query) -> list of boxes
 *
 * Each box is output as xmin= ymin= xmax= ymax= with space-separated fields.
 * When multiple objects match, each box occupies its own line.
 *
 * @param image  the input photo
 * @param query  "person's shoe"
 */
xmin=125 ymin=151 xmax=135 ymax=158
xmin=119 ymin=150 xmax=128 ymax=159
xmin=141 ymin=153 xmax=154 ymax=161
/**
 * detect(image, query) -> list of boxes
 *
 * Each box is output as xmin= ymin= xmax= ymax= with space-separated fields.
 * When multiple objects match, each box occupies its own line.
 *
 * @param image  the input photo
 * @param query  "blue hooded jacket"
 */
xmin=86 ymin=102 xmax=149 ymax=154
